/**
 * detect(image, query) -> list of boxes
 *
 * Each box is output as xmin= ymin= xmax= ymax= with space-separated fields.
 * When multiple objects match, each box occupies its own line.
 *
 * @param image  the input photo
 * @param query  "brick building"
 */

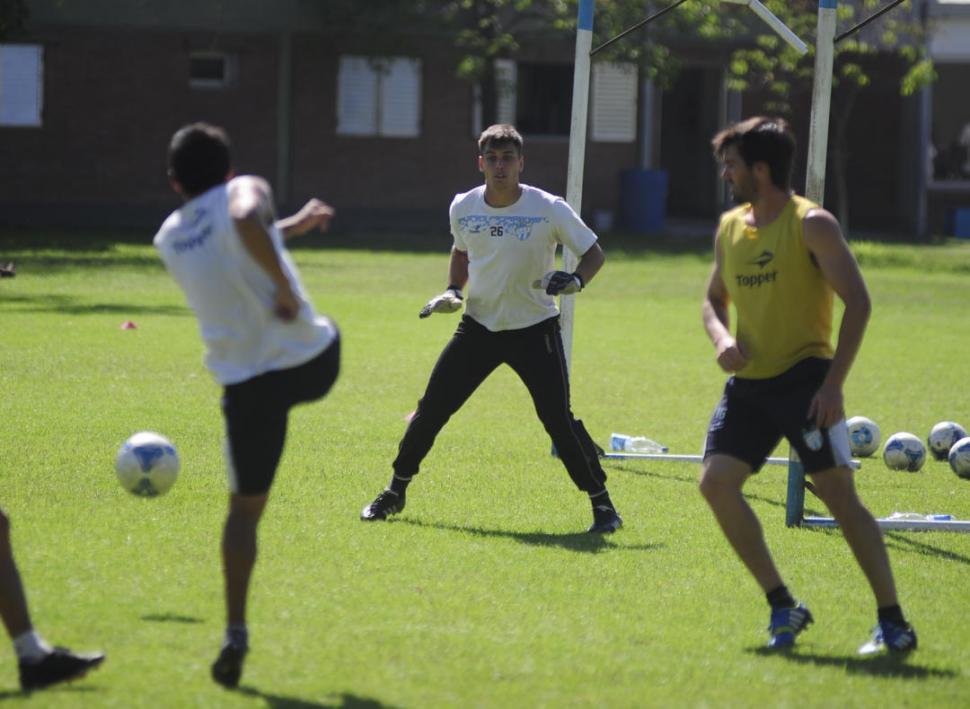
xmin=0 ymin=0 xmax=950 ymax=237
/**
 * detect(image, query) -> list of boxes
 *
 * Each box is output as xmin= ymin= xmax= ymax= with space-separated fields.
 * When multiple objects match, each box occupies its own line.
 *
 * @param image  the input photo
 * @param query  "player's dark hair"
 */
xmin=478 ymin=124 xmax=524 ymax=156
xmin=711 ymin=117 xmax=795 ymax=191
xmin=167 ymin=123 xmax=232 ymax=197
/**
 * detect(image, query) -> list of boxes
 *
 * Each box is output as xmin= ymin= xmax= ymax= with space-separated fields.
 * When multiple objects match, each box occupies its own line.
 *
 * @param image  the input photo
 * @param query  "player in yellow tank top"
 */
xmin=698 ymin=117 xmax=917 ymax=655
xmin=717 ymin=193 xmax=833 ymax=379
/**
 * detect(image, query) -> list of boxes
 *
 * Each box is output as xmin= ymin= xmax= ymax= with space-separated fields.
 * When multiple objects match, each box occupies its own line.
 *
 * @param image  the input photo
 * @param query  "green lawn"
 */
xmin=0 ymin=230 xmax=968 ymax=707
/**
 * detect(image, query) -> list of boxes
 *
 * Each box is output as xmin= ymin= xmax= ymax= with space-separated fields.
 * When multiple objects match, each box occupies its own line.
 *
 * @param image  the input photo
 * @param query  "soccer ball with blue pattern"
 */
xmin=882 ymin=432 xmax=925 ymax=472
xmin=927 ymin=421 xmax=968 ymax=461
xmin=949 ymin=437 xmax=970 ymax=480
xmin=115 ymin=432 xmax=180 ymax=497
xmin=846 ymin=416 xmax=880 ymax=457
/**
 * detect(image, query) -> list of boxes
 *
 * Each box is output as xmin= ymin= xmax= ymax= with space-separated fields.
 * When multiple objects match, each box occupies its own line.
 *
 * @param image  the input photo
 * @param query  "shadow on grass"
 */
xmin=606 ymin=462 xmax=696 ymax=485
xmin=237 ymin=686 xmax=398 ymax=708
xmin=0 ymin=685 xmax=100 ymax=701
xmin=141 ymin=612 xmax=204 ymax=624
xmin=607 ymin=462 xmax=834 ymax=518
xmin=397 ymin=517 xmax=662 ymax=553
xmin=1 ymin=293 xmax=188 ymax=317
xmin=883 ymin=531 xmax=970 ymax=567
xmin=746 ymin=646 xmax=957 ymax=679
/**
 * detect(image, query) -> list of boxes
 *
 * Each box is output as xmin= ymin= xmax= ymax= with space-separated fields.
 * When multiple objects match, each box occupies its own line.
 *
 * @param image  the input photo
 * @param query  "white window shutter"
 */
xmin=591 ymin=62 xmax=637 ymax=143
xmin=494 ymin=59 xmax=517 ymax=125
xmin=379 ymin=58 xmax=421 ymax=137
xmin=0 ymin=44 xmax=44 ymax=127
xmin=337 ymin=56 xmax=378 ymax=136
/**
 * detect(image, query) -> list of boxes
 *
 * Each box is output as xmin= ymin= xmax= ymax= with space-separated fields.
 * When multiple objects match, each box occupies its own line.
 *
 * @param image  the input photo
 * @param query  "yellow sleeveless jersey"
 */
xmin=718 ymin=194 xmax=833 ymax=379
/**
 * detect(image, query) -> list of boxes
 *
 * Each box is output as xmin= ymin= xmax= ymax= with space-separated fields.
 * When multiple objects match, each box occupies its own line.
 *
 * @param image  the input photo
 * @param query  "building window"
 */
xmin=478 ymin=60 xmax=637 ymax=143
xmin=0 ymin=44 xmax=43 ymax=127
xmin=337 ymin=56 xmax=421 ymax=137
xmin=189 ymin=52 xmax=237 ymax=89
xmin=515 ymin=62 xmax=573 ymax=136
xmin=591 ymin=62 xmax=637 ymax=143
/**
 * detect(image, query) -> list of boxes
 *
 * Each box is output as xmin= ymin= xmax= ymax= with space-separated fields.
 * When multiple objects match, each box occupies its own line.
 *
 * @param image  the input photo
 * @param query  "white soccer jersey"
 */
xmin=450 ymin=184 xmax=598 ymax=332
xmin=154 ymin=178 xmax=336 ymax=385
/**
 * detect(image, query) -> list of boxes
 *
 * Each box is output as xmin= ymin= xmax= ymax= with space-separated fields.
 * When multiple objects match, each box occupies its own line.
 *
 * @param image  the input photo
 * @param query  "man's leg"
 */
xmin=0 ymin=509 xmax=105 ymax=691
xmin=808 ymin=466 xmax=916 ymax=653
xmin=216 ymin=376 xmax=289 ymax=687
xmin=362 ymin=318 xmax=500 ymax=520
xmin=809 ymin=467 xmax=897 ymax=605
xmin=700 ymin=455 xmax=813 ymax=648
xmin=0 ymin=510 xmax=32 ymax=640
xmin=505 ymin=320 xmax=619 ymax=532
xmin=212 ymin=493 xmax=270 ymax=689
xmin=699 ymin=455 xmax=784 ymax=592
xmin=222 ymin=494 xmax=269 ymax=629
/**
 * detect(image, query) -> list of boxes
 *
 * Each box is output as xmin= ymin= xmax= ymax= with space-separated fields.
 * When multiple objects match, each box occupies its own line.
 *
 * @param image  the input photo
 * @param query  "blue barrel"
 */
xmin=953 ymin=208 xmax=970 ymax=239
xmin=620 ymin=169 xmax=668 ymax=234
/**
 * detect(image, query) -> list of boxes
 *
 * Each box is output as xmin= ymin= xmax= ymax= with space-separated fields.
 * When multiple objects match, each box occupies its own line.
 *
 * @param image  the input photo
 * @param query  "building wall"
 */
xmin=1 ymin=27 xmax=280 ymax=226
xmin=1 ymin=22 xmax=641 ymax=231
xmin=3 ymin=2 xmax=938 ymax=236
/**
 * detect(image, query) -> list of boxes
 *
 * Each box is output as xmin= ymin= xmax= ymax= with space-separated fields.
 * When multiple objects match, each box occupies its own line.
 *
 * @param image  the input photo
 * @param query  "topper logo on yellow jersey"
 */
xmin=748 ymin=250 xmax=774 ymax=268
xmin=736 ymin=271 xmax=778 ymax=288
xmin=735 ymin=250 xmax=777 ymax=288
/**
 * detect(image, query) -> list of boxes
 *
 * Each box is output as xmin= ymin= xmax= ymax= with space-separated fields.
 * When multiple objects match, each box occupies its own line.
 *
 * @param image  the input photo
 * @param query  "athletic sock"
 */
xmin=589 ymin=489 xmax=615 ymax=511
xmin=766 ymin=585 xmax=797 ymax=610
xmin=388 ymin=475 xmax=411 ymax=496
xmin=224 ymin=624 xmax=249 ymax=651
xmin=877 ymin=604 xmax=907 ymax=626
xmin=13 ymin=630 xmax=53 ymax=663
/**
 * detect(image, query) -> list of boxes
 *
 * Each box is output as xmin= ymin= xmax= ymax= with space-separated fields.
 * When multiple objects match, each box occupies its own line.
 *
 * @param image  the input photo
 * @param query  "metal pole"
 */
xmin=806 ymin=1 xmax=838 ymax=204
xmin=560 ymin=0 xmax=595 ymax=373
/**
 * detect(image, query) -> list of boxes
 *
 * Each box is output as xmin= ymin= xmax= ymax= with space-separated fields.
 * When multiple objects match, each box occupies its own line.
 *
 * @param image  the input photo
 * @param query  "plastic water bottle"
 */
xmin=610 ymin=433 xmax=669 ymax=453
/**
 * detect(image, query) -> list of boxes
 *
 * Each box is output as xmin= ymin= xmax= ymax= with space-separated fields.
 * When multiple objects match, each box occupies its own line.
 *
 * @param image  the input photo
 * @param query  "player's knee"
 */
xmin=699 ymin=461 xmax=745 ymax=503
xmin=698 ymin=469 xmax=726 ymax=502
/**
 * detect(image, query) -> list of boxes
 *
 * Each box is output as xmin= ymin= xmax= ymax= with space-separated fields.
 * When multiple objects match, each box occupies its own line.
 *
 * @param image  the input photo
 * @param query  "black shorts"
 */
xmin=703 ymin=357 xmax=852 ymax=474
xmin=221 ymin=333 xmax=340 ymax=495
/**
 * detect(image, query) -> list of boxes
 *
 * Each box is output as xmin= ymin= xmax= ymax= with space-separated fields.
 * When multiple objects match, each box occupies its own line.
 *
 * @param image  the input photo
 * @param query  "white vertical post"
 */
xmin=789 ymin=1 xmax=838 ymax=526
xmin=806 ymin=0 xmax=838 ymax=204
xmin=560 ymin=0 xmax=595 ymax=371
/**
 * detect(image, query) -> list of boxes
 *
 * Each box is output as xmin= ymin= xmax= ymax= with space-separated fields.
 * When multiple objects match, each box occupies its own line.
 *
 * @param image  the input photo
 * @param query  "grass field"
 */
xmin=0 ymin=229 xmax=968 ymax=708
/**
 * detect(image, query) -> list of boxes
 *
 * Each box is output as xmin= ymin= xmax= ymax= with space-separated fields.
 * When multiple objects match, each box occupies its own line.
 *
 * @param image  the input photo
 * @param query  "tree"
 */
xmin=368 ymin=1 xmax=930 ymax=228
xmin=565 ymin=1 xmax=935 ymax=230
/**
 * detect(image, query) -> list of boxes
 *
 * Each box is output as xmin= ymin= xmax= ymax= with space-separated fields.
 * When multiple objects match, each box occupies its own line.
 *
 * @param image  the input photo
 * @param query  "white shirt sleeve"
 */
xmin=549 ymin=197 xmax=597 ymax=258
xmin=449 ymin=194 xmax=467 ymax=252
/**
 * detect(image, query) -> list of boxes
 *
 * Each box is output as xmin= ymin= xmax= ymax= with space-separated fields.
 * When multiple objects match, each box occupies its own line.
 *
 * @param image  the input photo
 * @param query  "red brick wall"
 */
xmin=0 ymin=26 xmax=639 ymax=230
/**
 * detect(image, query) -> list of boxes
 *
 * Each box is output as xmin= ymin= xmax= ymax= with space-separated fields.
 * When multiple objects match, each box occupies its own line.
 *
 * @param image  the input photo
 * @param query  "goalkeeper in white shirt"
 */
xmin=361 ymin=124 xmax=620 ymax=534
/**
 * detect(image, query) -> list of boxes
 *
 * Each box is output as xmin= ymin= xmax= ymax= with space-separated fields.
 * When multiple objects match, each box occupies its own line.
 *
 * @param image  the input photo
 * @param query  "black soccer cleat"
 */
xmin=588 ymin=505 xmax=623 ymax=534
xmin=211 ymin=643 xmax=247 ymax=689
xmin=19 ymin=647 xmax=105 ymax=691
xmin=360 ymin=490 xmax=405 ymax=521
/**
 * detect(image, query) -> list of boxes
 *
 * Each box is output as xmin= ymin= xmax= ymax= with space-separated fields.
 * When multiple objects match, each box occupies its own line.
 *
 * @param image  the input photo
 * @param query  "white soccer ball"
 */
xmin=882 ymin=432 xmax=925 ymax=472
xmin=846 ymin=416 xmax=881 ymax=457
xmin=949 ymin=436 xmax=970 ymax=480
xmin=927 ymin=421 xmax=968 ymax=461
xmin=115 ymin=431 xmax=180 ymax=497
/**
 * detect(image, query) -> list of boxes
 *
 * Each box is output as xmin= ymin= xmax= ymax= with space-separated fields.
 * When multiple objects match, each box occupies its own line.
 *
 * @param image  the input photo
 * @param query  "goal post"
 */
xmin=559 ymin=0 xmax=595 ymax=373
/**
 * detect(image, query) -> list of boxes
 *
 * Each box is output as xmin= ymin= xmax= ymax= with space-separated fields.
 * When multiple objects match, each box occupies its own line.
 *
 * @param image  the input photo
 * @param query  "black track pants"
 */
xmin=392 ymin=315 xmax=607 ymax=493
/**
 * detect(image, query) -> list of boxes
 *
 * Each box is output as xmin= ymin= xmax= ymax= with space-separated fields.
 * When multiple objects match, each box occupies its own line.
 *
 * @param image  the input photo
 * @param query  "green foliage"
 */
xmin=902 ymin=57 xmax=937 ymax=97
xmin=0 ymin=230 xmax=968 ymax=705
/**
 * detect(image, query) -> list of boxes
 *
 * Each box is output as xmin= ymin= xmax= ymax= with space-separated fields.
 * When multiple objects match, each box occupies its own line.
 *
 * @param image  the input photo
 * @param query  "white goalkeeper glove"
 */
xmin=532 ymin=271 xmax=584 ymax=296
xmin=419 ymin=286 xmax=464 ymax=319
